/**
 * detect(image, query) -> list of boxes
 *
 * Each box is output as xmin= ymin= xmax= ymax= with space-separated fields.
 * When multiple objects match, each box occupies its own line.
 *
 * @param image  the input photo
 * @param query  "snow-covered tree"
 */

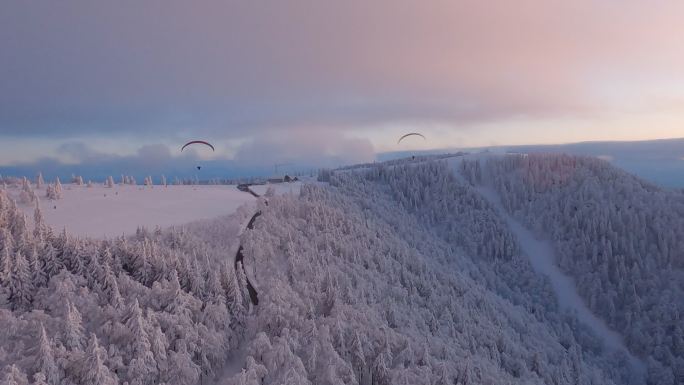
xmin=81 ymin=334 xmax=118 ymax=385
xmin=6 ymin=250 xmax=32 ymax=310
xmin=36 ymin=172 xmax=45 ymax=189
xmin=35 ymin=325 xmax=60 ymax=385
xmin=63 ymin=300 xmax=85 ymax=351
xmin=1 ymin=364 xmax=28 ymax=385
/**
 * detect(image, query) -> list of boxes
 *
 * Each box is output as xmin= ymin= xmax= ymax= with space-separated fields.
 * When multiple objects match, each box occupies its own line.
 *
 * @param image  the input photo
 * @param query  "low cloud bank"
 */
xmin=0 ymin=130 xmax=376 ymax=181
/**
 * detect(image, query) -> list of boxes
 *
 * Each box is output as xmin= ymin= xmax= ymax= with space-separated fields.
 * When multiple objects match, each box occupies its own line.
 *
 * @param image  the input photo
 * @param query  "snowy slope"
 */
xmin=8 ymin=184 xmax=255 ymax=238
xmin=474 ymin=183 xmax=645 ymax=376
xmin=2 ymin=157 xmax=680 ymax=384
xmin=225 ymin=164 xmax=640 ymax=385
xmin=460 ymin=154 xmax=684 ymax=383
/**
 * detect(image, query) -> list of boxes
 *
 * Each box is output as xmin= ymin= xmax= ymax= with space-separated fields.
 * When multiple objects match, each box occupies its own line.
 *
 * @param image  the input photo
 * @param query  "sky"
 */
xmin=1 ymin=1 xmax=683 ymax=178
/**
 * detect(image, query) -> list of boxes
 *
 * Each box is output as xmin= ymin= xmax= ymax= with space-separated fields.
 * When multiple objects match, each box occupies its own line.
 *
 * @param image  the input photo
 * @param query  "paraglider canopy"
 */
xmin=181 ymin=140 xmax=214 ymax=171
xmin=181 ymin=140 xmax=215 ymax=152
xmin=397 ymin=133 xmax=426 ymax=144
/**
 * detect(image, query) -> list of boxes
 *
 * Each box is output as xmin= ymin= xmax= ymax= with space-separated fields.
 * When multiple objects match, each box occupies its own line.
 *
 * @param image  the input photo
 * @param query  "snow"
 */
xmin=249 ymin=181 xmax=302 ymax=197
xmin=10 ymin=184 xmax=255 ymax=238
xmin=2 ymin=159 xmax=673 ymax=384
xmin=473 ymin=182 xmax=646 ymax=379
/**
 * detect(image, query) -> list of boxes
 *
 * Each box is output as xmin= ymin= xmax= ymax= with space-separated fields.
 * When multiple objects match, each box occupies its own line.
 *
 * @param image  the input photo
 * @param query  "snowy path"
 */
xmin=475 ymin=185 xmax=646 ymax=378
xmin=233 ymin=183 xmax=264 ymax=306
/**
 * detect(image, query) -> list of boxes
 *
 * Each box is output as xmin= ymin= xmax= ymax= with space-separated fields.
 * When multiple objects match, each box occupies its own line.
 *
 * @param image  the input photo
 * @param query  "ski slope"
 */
xmin=474 ymin=184 xmax=646 ymax=378
xmin=11 ymin=184 xmax=256 ymax=238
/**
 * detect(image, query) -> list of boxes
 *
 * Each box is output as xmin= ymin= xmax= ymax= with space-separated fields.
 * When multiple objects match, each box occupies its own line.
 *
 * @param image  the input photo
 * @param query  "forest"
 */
xmin=1 ymin=155 xmax=680 ymax=384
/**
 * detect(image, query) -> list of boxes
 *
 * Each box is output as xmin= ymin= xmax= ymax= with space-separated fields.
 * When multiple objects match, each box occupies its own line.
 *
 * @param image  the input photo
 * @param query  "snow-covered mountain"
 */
xmin=0 ymin=154 xmax=681 ymax=384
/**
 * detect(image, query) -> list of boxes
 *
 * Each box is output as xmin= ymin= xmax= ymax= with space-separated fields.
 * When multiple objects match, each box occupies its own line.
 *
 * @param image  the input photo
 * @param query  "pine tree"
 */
xmin=7 ymin=250 xmax=33 ymax=311
xmin=54 ymin=177 xmax=62 ymax=198
xmin=36 ymin=172 xmax=45 ymax=189
xmin=165 ymin=269 xmax=189 ymax=316
xmin=41 ymin=244 xmax=63 ymax=280
xmin=165 ymin=340 xmax=200 ymax=385
xmin=28 ymin=246 xmax=48 ymax=289
xmin=102 ymin=264 xmax=123 ymax=308
xmin=322 ymin=272 xmax=336 ymax=317
xmin=150 ymin=325 xmax=169 ymax=376
xmin=32 ymin=373 xmax=48 ymax=385
xmin=2 ymin=364 xmax=28 ymax=385
xmin=372 ymin=351 xmax=391 ymax=385
xmin=33 ymin=203 xmax=45 ymax=242
xmin=0 ymin=229 xmax=13 ymax=286
xmin=45 ymin=185 xmax=56 ymax=200
xmin=36 ymin=325 xmax=60 ymax=385
xmin=220 ymin=264 xmax=240 ymax=311
xmin=125 ymin=299 xmax=158 ymax=384
xmin=350 ymin=331 xmax=365 ymax=383
xmin=81 ymin=334 xmax=118 ymax=385
xmin=235 ymin=262 xmax=251 ymax=310
xmin=63 ymin=300 xmax=85 ymax=351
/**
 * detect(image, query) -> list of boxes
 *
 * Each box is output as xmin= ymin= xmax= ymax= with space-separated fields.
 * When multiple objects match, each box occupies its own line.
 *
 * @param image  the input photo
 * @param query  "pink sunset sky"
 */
xmin=0 ymin=0 xmax=683 ymax=167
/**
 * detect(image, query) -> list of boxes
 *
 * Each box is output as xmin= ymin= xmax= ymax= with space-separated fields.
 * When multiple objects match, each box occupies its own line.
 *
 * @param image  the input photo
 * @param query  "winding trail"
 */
xmin=234 ymin=184 xmax=265 ymax=306
xmin=475 ymin=184 xmax=646 ymax=379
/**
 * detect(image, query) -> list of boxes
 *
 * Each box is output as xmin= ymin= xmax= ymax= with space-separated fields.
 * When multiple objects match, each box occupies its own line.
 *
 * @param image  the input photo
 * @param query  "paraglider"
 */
xmin=181 ymin=140 xmax=214 ymax=171
xmin=397 ymin=132 xmax=426 ymax=144
xmin=181 ymin=140 xmax=215 ymax=152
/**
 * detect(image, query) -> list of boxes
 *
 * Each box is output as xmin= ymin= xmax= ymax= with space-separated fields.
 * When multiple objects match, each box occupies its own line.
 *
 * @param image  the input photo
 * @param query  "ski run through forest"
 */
xmin=0 ymin=153 xmax=682 ymax=385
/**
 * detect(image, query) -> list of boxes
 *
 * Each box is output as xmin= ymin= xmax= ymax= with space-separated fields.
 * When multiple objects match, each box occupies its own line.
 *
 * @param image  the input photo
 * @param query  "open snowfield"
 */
xmin=249 ymin=181 xmax=303 ymax=197
xmin=9 ymin=184 xmax=257 ymax=238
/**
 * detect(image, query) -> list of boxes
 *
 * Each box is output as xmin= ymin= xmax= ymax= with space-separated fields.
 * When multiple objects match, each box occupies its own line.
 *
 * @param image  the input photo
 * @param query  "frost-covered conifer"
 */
xmin=165 ymin=340 xmax=200 ymax=385
xmin=350 ymin=331 xmax=365 ymax=380
xmin=124 ymin=300 xmax=157 ymax=384
xmin=2 ymin=364 xmax=28 ymax=385
xmin=36 ymin=325 xmax=60 ymax=385
xmin=33 ymin=203 xmax=44 ymax=241
xmin=82 ymin=334 xmax=118 ymax=385
xmin=7 ymin=250 xmax=32 ymax=310
xmin=63 ymin=300 xmax=85 ymax=351
xmin=32 ymin=373 xmax=48 ymax=385
xmin=36 ymin=172 xmax=45 ymax=189
xmin=54 ymin=177 xmax=62 ymax=196
xmin=372 ymin=351 xmax=391 ymax=385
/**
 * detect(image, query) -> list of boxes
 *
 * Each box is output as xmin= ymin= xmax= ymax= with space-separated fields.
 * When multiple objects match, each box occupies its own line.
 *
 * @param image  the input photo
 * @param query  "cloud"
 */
xmin=1 ymin=0 xmax=683 ymax=141
xmin=0 ymin=134 xmax=376 ymax=181
xmin=234 ymin=128 xmax=375 ymax=169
